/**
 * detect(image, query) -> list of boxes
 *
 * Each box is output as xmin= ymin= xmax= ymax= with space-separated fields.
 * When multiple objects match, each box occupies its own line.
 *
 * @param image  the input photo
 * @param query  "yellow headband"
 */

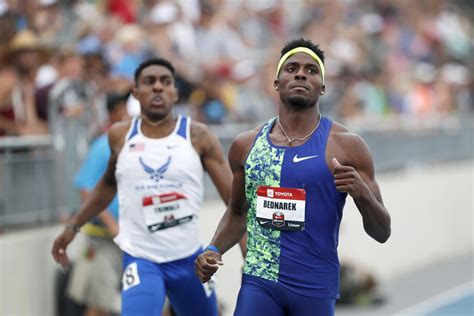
xmin=276 ymin=47 xmax=325 ymax=83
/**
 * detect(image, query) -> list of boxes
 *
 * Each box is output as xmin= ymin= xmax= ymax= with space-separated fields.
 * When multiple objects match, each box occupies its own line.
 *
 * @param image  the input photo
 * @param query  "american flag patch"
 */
xmin=129 ymin=143 xmax=145 ymax=152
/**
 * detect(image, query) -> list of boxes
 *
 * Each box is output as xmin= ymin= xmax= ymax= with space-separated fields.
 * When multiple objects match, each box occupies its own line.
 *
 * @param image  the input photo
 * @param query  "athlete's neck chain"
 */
xmin=276 ymin=114 xmax=321 ymax=146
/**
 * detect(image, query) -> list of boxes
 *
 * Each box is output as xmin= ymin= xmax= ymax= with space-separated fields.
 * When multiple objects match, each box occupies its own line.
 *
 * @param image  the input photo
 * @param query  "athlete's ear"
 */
xmin=274 ymin=79 xmax=279 ymax=91
xmin=320 ymin=84 xmax=326 ymax=95
xmin=131 ymin=86 xmax=138 ymax=99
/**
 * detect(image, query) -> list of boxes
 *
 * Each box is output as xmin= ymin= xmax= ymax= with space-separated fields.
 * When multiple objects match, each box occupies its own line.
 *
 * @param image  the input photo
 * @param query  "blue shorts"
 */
xmin=121 ymin=248 xmax=218 ymax=316
xmin=234 ymin=274 xmax=335 ymax=316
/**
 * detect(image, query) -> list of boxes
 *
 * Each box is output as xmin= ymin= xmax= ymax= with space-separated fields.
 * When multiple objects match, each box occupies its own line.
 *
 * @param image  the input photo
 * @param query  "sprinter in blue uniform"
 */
xmin=195 ymin=38 xmax=391 ymax=316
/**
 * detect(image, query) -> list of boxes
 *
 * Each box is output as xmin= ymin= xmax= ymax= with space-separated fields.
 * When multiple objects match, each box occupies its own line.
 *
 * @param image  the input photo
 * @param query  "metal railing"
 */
xmin=0 ymin=115 xmax=472 ymax=229
xmin=205 ymin=115 xmax=473 ymax=198
xmin=0 ymin=135 xmax=57 ymax=227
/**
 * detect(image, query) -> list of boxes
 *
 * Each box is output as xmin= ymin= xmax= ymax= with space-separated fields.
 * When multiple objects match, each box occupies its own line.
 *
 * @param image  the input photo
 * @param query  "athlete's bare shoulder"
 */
xmin=189 ymin=120 xmax=217 ymax=155
xmin=330 ymin=121 xmax=365 ymax=146
xmin=329 ymin=121 xmax=350 ymax=134
xmin=228 ymin=124 xmax=263 ymax=169
xmin=189 ymin=119 xmax=209 ymax=138
xmin=327 ymin=120 xmax=372 ymax=170
xmin=108 ymin=119 xmax=132 ymax=155
xmin=233 ymin=125 xmax=261 ymax=149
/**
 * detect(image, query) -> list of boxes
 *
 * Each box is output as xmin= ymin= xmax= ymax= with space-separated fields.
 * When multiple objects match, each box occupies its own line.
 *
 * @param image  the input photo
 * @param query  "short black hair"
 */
xmin=134 ymin=57 xmax=175 ymax=86
xmin=280 ymin=38 xmax=325 ymax=64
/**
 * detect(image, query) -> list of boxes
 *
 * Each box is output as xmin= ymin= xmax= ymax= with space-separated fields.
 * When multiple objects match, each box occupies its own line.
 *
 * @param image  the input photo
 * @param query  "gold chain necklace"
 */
xmin=277 ymin=114 xmax=321 ymax=145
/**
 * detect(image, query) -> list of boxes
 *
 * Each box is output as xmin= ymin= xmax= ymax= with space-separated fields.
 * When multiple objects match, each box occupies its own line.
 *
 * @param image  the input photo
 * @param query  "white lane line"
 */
xmin=394 ymin=280 xmax=474 ymax=316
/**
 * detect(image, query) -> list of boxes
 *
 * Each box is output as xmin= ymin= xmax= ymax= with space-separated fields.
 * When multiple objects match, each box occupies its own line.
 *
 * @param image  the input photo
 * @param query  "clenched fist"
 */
xmin=195 ymin=250 xmax=223 ymax=283
xmin=332 ymin=158 xmax=370 ymax=199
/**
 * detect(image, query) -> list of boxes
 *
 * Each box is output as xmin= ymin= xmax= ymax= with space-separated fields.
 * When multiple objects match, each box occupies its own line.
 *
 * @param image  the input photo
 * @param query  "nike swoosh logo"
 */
xmin=259 ymin=220 xmax=269 ymax=225
xmin=293 ymin=154 xmax=319 ymax=163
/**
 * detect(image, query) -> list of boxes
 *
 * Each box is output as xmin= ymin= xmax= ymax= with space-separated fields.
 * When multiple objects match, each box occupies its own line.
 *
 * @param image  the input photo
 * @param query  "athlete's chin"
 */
xmin=286 ymin=95 xmax=315 ymax=108
xmin=144 ymin=110 xmax=168 ymax=122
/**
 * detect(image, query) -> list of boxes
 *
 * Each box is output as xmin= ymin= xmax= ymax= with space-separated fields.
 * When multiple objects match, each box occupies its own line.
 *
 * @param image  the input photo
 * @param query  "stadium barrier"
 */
xmin=0 ymin=115 xmax=472 ymax=229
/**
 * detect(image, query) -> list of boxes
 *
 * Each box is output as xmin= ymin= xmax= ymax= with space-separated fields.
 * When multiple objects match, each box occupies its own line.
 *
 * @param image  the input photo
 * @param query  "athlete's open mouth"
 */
xmin=290 ymin=83 xmax=309 ymax=90
xmin=152 ymin=95 xmax=164 ymax=106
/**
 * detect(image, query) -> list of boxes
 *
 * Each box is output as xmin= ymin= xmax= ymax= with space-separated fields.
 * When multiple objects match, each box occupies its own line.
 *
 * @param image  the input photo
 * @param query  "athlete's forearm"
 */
xmin=97 ymin=209 xmax=119 ymax=237
xmin=210 ymin=207 xmax=247 ymax=255
xmin=69 ymin=179 xmax=117 ymax=228
xmin=354 ymin=192 xmax=391 ymax=243
xmin=79 ymin=189 xmax=118 ymax=236
xmin=238 ymin=233 xmax=248 ymax=258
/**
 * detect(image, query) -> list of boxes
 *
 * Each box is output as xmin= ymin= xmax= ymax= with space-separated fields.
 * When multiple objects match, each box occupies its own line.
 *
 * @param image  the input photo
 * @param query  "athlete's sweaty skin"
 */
xmin=195 ymin=38 xmax=390 ymax=316
xmin=52 ymin=58 xmax=246 ymax=316
xmin=52 ymin=63 xmax=244 ymax=268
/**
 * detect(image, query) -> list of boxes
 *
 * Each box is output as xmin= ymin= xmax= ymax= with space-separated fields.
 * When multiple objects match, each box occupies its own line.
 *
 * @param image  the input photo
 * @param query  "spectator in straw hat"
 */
xmin=0 ymin=29 xmax=50 ymax=136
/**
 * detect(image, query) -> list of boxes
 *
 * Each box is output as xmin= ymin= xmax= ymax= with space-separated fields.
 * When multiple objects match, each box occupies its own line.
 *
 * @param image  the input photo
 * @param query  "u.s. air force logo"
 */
xmin=139 ymin=156 xmax=171 ymax=182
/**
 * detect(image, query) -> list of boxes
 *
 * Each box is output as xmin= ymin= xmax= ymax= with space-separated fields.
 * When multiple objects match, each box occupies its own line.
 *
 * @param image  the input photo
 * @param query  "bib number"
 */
xmin=256 ymin=186 xmax=306 ymax=231
xmin=122 ymin=262 xmax=140 ymax=291
xmin=142 ymin=192 xmax=193 ymax=232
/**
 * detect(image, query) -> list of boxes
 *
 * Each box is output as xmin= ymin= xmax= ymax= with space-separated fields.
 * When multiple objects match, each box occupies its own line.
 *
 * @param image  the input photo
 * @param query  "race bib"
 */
xmin=122 ymin=262 xmax=140 ymax=291
xmin=142 ymin=192 xmax=193 ymax=232
xmin=256 ymin=186 xmax=306 ymax=231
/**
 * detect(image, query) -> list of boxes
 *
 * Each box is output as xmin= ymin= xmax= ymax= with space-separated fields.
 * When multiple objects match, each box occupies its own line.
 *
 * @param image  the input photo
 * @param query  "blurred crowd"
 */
xmin=0 ymin=0 xmax=472 ymax=139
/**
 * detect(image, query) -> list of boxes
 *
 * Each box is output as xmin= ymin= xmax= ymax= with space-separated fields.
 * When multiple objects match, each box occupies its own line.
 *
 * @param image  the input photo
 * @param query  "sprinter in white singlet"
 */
xmin=52 ymin=58 xmax=243 ymax=315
